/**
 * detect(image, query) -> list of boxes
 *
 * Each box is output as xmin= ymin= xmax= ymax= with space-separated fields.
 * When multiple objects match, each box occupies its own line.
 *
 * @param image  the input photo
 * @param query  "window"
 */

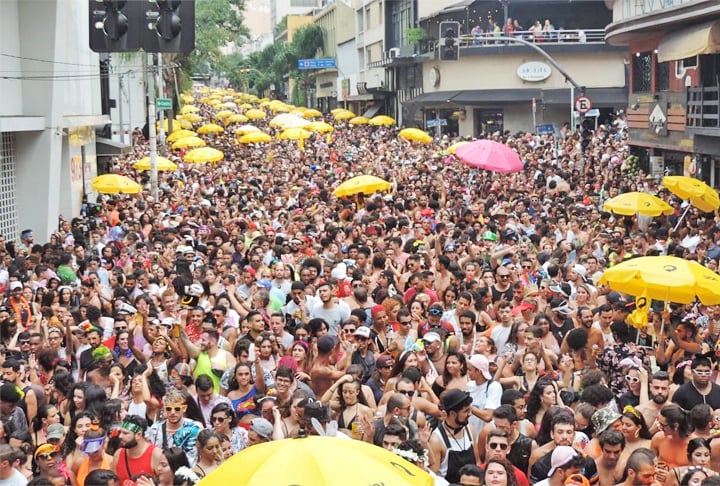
xmin=291 ymin=0 xmax=317 ymax=6
xmin=0 ymin=134 xmax=18 ymax=241
xmin=656 ymin=61 xmax=669 ymax=91
xmin=632 ymin=51 xmax=652 ymax=92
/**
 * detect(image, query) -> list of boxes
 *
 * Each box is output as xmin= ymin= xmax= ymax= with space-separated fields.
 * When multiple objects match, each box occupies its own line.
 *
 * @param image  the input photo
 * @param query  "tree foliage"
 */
xmin=183 ymin=0 xmax=250 ymax=76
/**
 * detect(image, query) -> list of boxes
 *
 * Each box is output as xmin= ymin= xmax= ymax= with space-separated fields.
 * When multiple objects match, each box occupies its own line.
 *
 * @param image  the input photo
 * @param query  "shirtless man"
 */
xmin=636 ymin=371 xmax=670 ymax=435
xmin=310 ymin=335 xmax=352 ymax=398
xmin=596 ymin=430 xmax=625 ymax=486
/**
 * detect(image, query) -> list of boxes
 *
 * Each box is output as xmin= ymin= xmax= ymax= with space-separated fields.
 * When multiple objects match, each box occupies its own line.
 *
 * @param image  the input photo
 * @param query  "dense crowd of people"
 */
xmin=0 ymin=86 xmax=719 ymax=486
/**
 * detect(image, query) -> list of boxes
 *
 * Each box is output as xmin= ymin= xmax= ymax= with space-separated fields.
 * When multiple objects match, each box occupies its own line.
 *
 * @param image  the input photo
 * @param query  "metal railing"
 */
xmin=687 ymin=86 xmax=720 ymax=128
xmin=426 ymin=28 xmax=606 ymax=51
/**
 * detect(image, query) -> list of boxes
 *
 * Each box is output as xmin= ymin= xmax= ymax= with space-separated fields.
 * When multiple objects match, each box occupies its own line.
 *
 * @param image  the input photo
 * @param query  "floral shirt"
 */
xmin=596 ymin=343 xmax=649 ymax=396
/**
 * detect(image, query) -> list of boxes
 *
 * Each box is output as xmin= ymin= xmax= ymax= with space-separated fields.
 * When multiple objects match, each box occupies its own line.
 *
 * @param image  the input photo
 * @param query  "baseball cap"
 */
xmin=9 ymin=282 xmax=22 ymax=291
xmin=467 ymin=354 xmax=492 ymax=380
xmin=250 ymin=418 xmax=273 ymax=440
xmin=548 ymin=446 xmax=582 ymax=477
xmin=46 ymin=423 xmax=66 ymax=441
xmin=422 ymin=331 xmax=442 ymax=344
xmin=440 ymin=389 xmax=473 ymax=412
xmin=316 ymin=335 xmax=338 ymax=354
xmin=354 ymin=326 xmax=371 ymax=339
xmin=548 ymin=282 xmax=572 ymax=298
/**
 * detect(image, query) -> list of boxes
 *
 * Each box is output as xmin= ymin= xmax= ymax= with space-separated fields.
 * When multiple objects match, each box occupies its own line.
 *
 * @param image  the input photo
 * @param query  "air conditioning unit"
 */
xmin=388 ymin=47 xmax=400 ymax=58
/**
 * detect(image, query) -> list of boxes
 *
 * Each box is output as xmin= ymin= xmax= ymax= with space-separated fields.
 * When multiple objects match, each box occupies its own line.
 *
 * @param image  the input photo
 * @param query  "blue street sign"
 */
xmin=426 ymin=118 xmax=448 ymax=128
xmin=297 ymin=58 xmax=337 ymax=70
xmin=536 ymin=124 xmax=556 ymax=135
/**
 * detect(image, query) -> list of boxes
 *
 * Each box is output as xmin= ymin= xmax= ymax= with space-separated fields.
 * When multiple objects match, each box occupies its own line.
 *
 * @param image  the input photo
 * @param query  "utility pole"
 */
xmin=158 ymin=54 xmax=167 ymax=156
xmin=145 ymin=54 xmax=159 ymax=200
xmin=118 ymin=69 xmax=125 ymax=144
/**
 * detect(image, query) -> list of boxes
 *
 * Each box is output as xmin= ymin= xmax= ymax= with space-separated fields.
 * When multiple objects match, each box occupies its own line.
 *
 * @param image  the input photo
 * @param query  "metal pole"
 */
xmin=118 ymin=70 xmax=125 ymax=144
xmin=146 ymin=54 xmax=159 ymax=200
xmin=158 ymin=54 xmax=166 ymax=156
xmin=570 ymin=85 xmax=575 ymax=133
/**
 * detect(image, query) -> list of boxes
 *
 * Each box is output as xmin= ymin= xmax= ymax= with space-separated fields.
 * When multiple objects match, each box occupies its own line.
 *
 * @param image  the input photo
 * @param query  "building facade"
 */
xmin=606 ymin=0 xmax=720 ymax=186
xmin=0 ymin=0 xmax=110 ymax=241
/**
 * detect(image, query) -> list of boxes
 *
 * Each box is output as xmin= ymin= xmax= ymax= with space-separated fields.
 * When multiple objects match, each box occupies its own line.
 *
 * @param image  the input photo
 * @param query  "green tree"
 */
xmin=182 ymin=0 xmax=250 ymax=77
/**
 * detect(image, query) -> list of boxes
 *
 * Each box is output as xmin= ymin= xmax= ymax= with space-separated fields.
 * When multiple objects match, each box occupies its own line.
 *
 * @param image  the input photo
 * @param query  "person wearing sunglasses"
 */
xmin=672 ymin=356 xmax=720 ymax=411
xmin=209 ymin=402 xmax=248 ymax=454
xmin=481 ymin=429 xmax=529 ymax=486
xmin=32 ymin=443 xmax=62 ymax=483
xmin=617 ymin=367 xmax=648 ymax=410
xmin=146 ymin=388 xmax=203 ymax=466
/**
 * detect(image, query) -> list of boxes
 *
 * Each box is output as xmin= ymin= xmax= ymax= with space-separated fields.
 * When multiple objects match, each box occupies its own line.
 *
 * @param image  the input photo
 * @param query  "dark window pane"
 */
xmin=633 ymin=52 xmax=652 ymax=92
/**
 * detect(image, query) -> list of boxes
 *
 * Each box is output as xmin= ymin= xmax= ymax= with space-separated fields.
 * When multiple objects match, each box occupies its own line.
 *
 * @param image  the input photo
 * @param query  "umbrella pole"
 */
xmin=672 ymin=203 xmax=692 ymax=232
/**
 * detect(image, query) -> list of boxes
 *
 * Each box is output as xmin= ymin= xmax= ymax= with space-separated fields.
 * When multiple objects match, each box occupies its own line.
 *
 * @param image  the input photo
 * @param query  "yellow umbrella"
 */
xmin=240 ymin=103 xmax=253 ymax=110
xmin=349 ymin=116 xmax=370 ymax=126
xmin=245 ymin=109 xmax=266 ymax=120
xmin=218 ymin=101 xmax=237 ymax=109
xmin=306 ymin=121 xmax=334 ymax=133
xmin=603 ymin=192 xmax=674 ymax=217
xmin=184 ymin=147 xmax=224 ymax=163
xmin=172 ymin=136 xmax=206 ymax=150
xmin=278 ymin=128 xmax=312 ymax=140
xmin=369 ymin=115 xmax=396 ymax=126
xmin=199 ymin=436 xmax=433 ymax=486
xmin=238 ymin=132 xmax=272 ymax=144
xmin=303 ymin=109 xmax=323 ymax=119
xmin=662 ymin=175 xmax=720 ymax=213
xmin=235 ymin=125 xmax=261 ymax=135
xmin=399 ymin=128 xmax=432 ymax=144
xmin=179 ymin=105 xmax=199 ymax=114
xmin=182 ymin=113 xmax=203 ymax=123
xmin=447 ymin=141 xmax=469 ymax=155
xmin=330 ymin=108 xmax=346 ymax=115
xmin=599 ymin=255 xmax=720 ymax=305
xmin=225 ymin=114 xmax=249 ymax=125
xmin=156 ymin=119 xmax=184 ymax=133
xmin=179 ymin=94 xmax=194 ymax=104
xmin=133 ymin=156 xmax=178 ymax=171
xmin=278 ymin=127 xmax=312 ymax=150
xmin=166 ymin=130 xmax=197 ymax=143
xmin=197 ymin=123 xmax=224 ymax=134
xmin=334 ymin=110 xmax=355 ymax=121
xmin=208 ymin=99 xmax=221 ymax=106
xmin=270 ymin=114 xmax=309 ymax=129
xmin=91 ymin=174 xmax=142 ymax=194
xmin=333 ymin=174 xmax=392 ymax=197
xmin=214 ymin=110 xmax=235 ymax=120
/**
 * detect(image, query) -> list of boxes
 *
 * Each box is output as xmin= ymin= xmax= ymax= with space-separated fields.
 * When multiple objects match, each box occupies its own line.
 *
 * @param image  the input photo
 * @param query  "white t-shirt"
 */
xmin=2 ymin=469 xmax=28 ymax=486
xmin=467 ymin=378 xmax=502 ymax=433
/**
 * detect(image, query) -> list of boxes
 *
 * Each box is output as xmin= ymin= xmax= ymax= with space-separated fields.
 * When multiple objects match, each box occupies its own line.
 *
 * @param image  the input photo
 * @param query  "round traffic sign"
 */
xmin=575 ymin=95 xmax=593 ymax=114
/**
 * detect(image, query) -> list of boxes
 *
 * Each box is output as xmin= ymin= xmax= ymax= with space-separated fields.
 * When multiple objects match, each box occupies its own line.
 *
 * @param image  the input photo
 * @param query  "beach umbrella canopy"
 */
xmin=334 ymin=110 xmax=355 ymax=121
xmin=91 ymin=174 xmax=142 ymax=194
xmin=183 ymin=147 xmax=224 ymax=163
xmin=662 ymin=175 xmax=720 ymax=213
xmin=303 ymin=109 xmax=323 ymax=119
xmin=238 ymin=132 xmax=272 ymax=144
xmin=166 ymin=130 xmax=197 ymax=143
xmin=349 ymin=116 xmax=370 ymax=126
xmin=234 ymin=125 xmax=261 ymax=135
xmin=455 ymin=139 xmax=523 ymax=173
xmin=245 ymin=109 xmax=266 ymax=120
xmin=369 ymin=115 xmax=396 ymax=126
xmin=603 ymin=192 xmax=674 ymax=217
xmin=133 ymin=157 xmax=177 ymax=171
xmin=171 ymin=136 xmax=206 ymax=150
xmin=199 ymin=436 xmax=433 ymax=486
xmin=278 ymin=128 xmax=312 ymax=140
xmin=306 ymin=121 xmax=334 ymax=133
xmin=197 ymin=123 xmax=224 ymax=134
xmin=398 ymin=128 xmax=433 ymax=144
xmin=599 ymin=255 xmax=720 ymax=305
xmin=333 ymin=175 xmax=392 ymax=197
xmin=225 ymin=114 xmax=249 ymax=125
xmin=447 ymin=141 xmax=469 ymax=155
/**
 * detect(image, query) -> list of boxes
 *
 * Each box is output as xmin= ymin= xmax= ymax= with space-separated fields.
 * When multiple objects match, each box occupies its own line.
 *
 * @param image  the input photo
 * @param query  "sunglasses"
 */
xmin=625 ymin=375 xmax=640 ymax=383
xmin=19 ymin=340 xmax=29 ymax=345
xmin=499 ymin=275 xmax=510 ymax=279
xmin=342 ymin=328 xmax=356 ymax=334
xmin=488 ymin=442 xmax=509 ymax=450
xmin=397 ymin=390 xmax=414 ymax=397
xmin=378 ymin=364 xmax=393 ymax=369
xmin=399 ymin=320 xmax=412 ymax=326
xmin=211 ymin=416 xmax=227 ymax=423
xmin=164 ymin=405 xmax=185 ymax=413
xmin=37 ymin=452 xmax=60 ymax=461
xmin=428 ymin=309 xmax=443 ymax=317
xmin=355 ymin=336 xmax=368 ymax=342
xmin=693 ymin=369 xmax=712 ymax=376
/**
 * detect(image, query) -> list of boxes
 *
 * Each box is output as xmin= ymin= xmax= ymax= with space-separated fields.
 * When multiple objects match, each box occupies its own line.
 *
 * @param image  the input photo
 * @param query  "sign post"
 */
xmin=574 ymin=95 xmax=593 ymax=114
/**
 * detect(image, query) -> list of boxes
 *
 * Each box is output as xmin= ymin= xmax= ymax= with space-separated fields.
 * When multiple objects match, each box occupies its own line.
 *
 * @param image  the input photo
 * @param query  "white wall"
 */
xmin=109 ymin=53 xmax=147 ymax=142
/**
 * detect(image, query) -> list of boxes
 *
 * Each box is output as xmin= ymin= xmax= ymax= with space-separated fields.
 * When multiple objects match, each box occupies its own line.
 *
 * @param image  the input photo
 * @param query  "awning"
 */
xmin=96 ymin=137 xmax=132 ymax=156
xmin=657 ymin=20 xmax=720 ymax=63
xmin=362 ymin=104 xmax=382 ymax=118
xmin=407 ymin=88 xmax=627 ymax=106
xmin=420 ymin=0 xmax=475 ymax=22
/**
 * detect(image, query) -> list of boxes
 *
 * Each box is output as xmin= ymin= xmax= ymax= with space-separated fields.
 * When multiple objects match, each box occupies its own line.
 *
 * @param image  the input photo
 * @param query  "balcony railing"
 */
xmin=687 ymin=86 xmax=720 ymax=128
xmin=425 ymin=29 xmax=606 ymax=53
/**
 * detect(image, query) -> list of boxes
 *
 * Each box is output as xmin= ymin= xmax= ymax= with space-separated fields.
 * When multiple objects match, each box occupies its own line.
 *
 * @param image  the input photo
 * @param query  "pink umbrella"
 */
xmin=455 ymin=139 xmax=524 ymax=174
